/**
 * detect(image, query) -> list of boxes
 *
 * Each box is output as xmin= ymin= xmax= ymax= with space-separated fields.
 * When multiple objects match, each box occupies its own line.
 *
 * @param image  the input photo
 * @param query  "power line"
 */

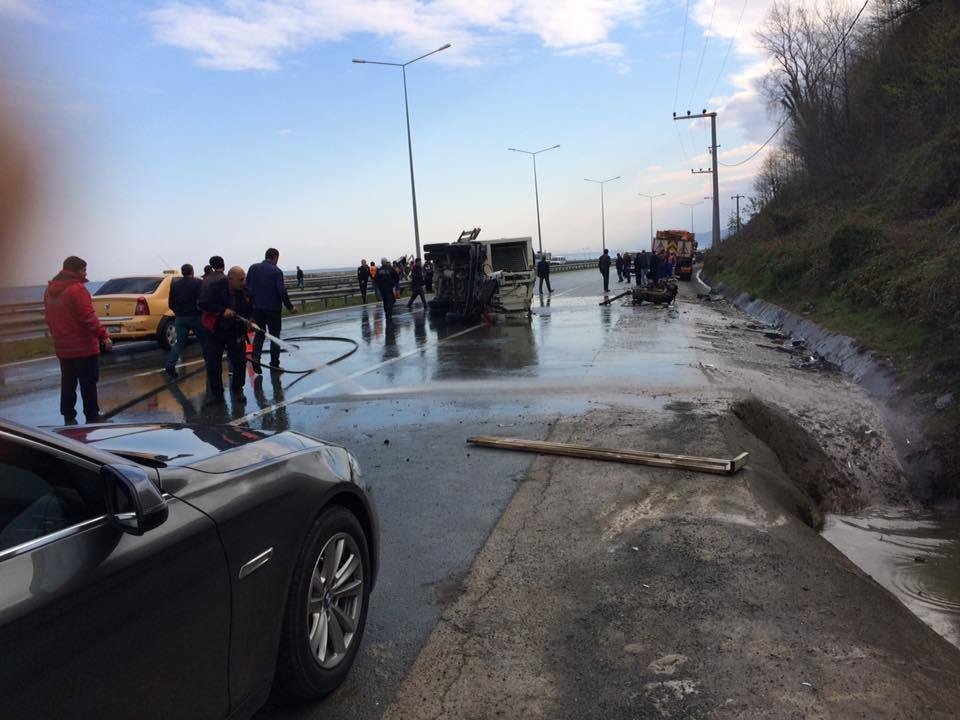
xmin=673 ymin=0 xmax=691 ymax=110
xmin=687 ymin=0 xmax=719 ymax=109
xmin=719 ymin=117 xmax=788 ymax=167
xmin=717 ymin=0 xmax=871 ymax=168
xmin=707 ymin=0 xmax=748 ymax=102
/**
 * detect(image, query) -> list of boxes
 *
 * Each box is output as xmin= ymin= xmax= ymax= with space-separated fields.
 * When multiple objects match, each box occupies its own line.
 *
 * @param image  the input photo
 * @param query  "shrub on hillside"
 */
xmin=828 ymin=224 xmax=879 ymax=273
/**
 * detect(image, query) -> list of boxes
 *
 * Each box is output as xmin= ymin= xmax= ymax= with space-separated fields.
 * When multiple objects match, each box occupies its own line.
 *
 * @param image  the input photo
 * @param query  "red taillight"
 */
xmin=135 ymin=296 xmax=150 ymax=316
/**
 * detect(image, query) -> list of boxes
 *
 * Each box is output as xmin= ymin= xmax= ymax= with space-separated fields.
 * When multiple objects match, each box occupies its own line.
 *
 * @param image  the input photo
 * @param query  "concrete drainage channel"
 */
xmin=698 ymin=272 xmax=960 ymax=651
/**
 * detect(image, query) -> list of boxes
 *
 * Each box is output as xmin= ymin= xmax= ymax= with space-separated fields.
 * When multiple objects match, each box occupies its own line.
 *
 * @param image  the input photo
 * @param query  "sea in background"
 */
xmin=0 ymin=249 xmax=606 ymax=306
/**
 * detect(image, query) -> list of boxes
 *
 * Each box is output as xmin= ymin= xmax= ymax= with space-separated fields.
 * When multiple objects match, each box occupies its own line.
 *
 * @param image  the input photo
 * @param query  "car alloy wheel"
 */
xmin=274 ymin=506 xmax=370 ymax=700
xmin=307 ymin=532 xmax=364 ymax=670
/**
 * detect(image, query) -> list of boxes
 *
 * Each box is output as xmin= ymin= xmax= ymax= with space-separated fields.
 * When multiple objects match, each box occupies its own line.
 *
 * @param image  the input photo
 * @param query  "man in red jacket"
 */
xmin=44 ymin=256 xmax=112 ymax=424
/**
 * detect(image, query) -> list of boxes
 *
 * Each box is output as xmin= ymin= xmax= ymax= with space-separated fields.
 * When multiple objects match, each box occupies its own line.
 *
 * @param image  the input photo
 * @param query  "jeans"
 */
xmin=59 ymin=355 xmax=100 ymax=421
xmin=204 ymin=332 xmax=246 ymax=396
xmin=252 ymin=309 xmax=283 ymax=370
xmin=165 ymin=316 xmax=208 ymax=370
xmin=601 ymin=269 xmax=610 ymax=292
xmin=538 ymin=276 xmax=552 ymax=293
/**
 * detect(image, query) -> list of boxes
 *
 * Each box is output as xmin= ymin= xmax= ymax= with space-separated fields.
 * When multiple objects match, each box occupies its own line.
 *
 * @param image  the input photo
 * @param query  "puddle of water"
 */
xmin=822 ymin=508 xmax=960 ymax=648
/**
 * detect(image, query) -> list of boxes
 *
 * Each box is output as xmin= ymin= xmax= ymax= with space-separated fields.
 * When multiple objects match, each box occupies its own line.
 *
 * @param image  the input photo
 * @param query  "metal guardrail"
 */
xmin=0 ymin=261 xmax=598 ymax=341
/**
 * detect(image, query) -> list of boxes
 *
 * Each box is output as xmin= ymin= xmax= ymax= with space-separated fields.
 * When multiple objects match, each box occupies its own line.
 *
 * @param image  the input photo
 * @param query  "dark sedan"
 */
xmin=0 ymin=419 xmax=378 ymax=719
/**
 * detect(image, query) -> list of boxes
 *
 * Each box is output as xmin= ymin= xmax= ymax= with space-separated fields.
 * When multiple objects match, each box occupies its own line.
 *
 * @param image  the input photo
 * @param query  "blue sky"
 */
xmin=0 ymin=0 xmax=780 ymax=284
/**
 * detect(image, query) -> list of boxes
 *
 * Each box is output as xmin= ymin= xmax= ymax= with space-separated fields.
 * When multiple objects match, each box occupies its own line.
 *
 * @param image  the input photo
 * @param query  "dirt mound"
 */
xmin=732 ymin=397 xmax=861 ymax=529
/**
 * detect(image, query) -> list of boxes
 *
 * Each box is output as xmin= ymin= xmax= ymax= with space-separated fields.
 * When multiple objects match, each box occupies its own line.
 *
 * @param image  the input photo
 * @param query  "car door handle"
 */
xmin=238 ymin=548 xmax=273 ymax=579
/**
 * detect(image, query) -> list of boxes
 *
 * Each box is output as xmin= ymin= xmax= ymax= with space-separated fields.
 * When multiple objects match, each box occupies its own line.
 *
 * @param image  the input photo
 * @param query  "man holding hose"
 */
xmin=198 ymin=264 xmax=252 ymax=404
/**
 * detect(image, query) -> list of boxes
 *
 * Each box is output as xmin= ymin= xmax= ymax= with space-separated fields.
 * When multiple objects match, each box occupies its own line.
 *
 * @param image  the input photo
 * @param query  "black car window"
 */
xmin=0 ymin=437 xmax=105 ymax=554
xmin=94 ymin=277 xmax=163 ymax=296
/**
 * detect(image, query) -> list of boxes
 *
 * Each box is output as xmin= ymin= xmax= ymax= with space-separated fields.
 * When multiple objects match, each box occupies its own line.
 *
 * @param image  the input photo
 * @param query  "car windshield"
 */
xmin=94 ymin=277 xmax=163 ymax=296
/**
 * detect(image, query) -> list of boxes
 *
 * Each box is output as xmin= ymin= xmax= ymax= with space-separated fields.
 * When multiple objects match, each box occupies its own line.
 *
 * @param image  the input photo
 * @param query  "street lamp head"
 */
xmin=352 ymin=58 xmax=366 ymax=63
xmin=439 ymin=43 xmax=452 ymax=50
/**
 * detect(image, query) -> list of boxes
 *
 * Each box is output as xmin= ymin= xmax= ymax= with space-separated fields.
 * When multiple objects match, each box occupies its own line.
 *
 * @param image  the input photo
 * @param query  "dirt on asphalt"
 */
xmin=379 ymin=286 xmax=960 ymax=720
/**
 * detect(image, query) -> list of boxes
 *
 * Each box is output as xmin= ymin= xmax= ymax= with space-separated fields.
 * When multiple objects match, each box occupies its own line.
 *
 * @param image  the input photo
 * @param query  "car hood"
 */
xmin=53 ymin=423 xmax=324 ymax=471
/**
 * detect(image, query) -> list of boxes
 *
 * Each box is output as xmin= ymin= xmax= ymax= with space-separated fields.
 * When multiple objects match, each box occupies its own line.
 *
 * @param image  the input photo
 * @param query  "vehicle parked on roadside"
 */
xmin=0 ymin=418 xmax=378 ymax=719
xmin=92 ymin=271 xmax=179 ymax=350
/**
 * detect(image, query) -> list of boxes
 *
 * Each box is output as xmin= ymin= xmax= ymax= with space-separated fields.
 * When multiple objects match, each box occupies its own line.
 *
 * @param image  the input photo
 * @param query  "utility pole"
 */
xmin=730 ymin=194 xmax=745 ymax=233
xmin=674 ymin=110 xmax=720 ymax=247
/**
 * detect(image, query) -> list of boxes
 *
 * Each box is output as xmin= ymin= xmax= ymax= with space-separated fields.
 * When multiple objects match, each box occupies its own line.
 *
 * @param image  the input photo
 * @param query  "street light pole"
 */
xmin=680 ymin=201 xmax=703 ymax=235
xmin=509 ymin=144 xmax=560 ymax=255
xmin=353 ymin=43 xmax=451 ymax=260
xmin=637 ymin=192 xmax=665 ymax=248
xmin=585 ymin=176 xmax=620 ymax=252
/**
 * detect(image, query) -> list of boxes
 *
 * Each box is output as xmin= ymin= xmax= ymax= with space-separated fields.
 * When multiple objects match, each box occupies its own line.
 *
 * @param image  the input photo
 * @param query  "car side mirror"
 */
xmin=101 ymin=464 xmax=169 ymax=536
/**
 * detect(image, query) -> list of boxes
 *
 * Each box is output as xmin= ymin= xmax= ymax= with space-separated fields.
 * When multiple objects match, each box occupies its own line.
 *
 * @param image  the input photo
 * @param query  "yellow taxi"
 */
xmin=92 ymin=270 xmax=179 ymax=350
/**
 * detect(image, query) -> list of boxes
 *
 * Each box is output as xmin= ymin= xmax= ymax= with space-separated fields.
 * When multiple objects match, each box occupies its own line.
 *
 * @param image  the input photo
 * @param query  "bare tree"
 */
xmin=752 ymin=148 xmax=803 ymax=210
xmin=758 ymin=0 xmax=857 ymax=176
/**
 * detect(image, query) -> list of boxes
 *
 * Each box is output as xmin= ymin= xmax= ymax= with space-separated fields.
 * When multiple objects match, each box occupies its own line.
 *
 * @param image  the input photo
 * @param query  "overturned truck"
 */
xmin=425 ymin=228 xmax=535 ymax=320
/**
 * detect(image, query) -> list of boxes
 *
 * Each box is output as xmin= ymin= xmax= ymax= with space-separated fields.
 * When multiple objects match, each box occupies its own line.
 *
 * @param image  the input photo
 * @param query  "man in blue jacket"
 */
xmin=246 ymin=247 xmax=298 ymax=373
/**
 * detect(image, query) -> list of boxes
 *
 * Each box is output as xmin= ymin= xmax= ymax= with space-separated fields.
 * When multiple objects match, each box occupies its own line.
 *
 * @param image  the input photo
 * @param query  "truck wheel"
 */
xmin=157 ymin=318 xmax=176 ymax=351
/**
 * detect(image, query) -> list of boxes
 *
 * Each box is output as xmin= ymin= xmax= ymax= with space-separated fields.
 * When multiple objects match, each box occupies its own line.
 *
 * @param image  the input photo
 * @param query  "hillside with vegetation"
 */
xmin=706 ymin=0 xmax=960 ymax=497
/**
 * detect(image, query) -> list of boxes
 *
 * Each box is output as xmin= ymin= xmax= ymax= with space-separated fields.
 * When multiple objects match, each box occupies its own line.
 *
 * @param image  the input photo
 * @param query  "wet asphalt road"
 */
xmin=0 ymin=269 xmax=707 ymax=720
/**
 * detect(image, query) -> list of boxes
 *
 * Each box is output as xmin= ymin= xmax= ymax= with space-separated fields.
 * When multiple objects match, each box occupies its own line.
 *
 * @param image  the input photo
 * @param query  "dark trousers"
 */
xmin=359 ymin=279 xmax=368 ymax=304
xmin=601 ymin=269 xmax=610 ymax=291
xmin=624 ymin=268 xmax=631 ymax=283
xmin=382 ymin=294 xmax=396 ymax=322
xmin=538 ymin=276 xmax=552 ymax=293
xmin=59 ymin=355 xmax=100 ymax=421
xmin=252 ymin=309 xmax=282 ymax=369
xmin=205 ymin=333 xmax=246 ymax=396
xmin=407 ymin=286 xmax=426 ymax=308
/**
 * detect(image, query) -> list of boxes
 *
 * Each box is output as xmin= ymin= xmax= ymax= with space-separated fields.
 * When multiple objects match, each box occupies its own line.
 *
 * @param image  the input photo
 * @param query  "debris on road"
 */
xmin=756 ymin=343 xmax=799 ymax=355
xmin=634 ymin=279 xmax=679 ymax=306
xmin=598 ymin=290 xmax=632 ymax=306
xmin=796 ymin=353 xmax=837 ymax=372
xmin=466 ymin=435 xmax=749 ymax=475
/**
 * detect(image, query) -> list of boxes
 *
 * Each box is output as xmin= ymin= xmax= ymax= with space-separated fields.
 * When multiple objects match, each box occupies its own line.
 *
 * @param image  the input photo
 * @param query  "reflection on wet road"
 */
xmin=823 ymin=509 xmax=960 ymax=648
xmin=0 ymin=269 xmax=703 ymax=430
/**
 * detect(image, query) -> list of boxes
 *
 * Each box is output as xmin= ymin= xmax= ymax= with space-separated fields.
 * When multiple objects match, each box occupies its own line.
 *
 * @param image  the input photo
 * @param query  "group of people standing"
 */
xmin=356 ymin=257 xmax=433 ymax=323
xmin=597 ymin=249 xmax=676 ymax=292
xmin=171 ymin=248 xmax=298 ymax=405
xmin=44 ymin=247 xmax=301 ymax=422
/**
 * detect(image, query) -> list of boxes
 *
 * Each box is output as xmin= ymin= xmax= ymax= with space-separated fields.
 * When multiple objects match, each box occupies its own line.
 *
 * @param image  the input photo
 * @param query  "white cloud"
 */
xmin=147 ymin=0 xmax=648 ymax=71
xmin=277 ymin=127 xmax=293 ymax=135
xmin=0 ymin=0 xmax=44 ymax=22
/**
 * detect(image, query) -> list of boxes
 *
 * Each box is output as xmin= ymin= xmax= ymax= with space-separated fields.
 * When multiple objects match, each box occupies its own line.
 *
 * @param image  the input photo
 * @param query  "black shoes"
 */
xmin=85 ymin=414 xmax=110 ymax=424
xmin=164 ymin=366 xmax=179 ymax=378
